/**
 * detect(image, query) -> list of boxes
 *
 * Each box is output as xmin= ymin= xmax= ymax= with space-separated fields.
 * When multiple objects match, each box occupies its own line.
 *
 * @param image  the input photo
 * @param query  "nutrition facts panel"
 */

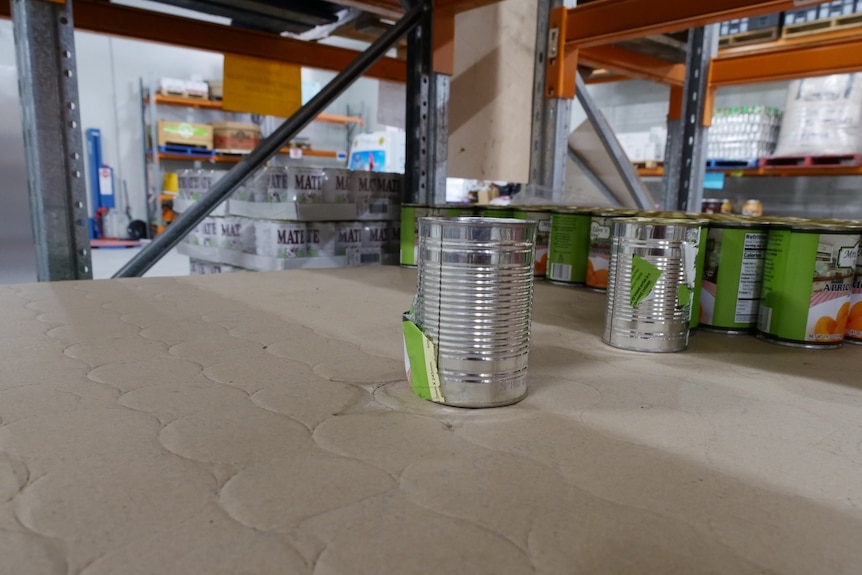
xmin=735 ymin=232 xmax=768 ymax=323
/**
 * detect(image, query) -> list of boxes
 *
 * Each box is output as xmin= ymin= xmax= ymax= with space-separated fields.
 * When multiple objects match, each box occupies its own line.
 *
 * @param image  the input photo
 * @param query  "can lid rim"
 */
xmin=418 ymin=216 xmax=537 ymax=226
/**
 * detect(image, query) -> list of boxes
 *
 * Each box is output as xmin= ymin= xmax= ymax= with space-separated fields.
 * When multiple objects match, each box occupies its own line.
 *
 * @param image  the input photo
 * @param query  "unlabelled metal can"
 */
xmin=603 ymin=218 xmax=704 ymax=353
xmin=757 ymin=222 xmax=861 ymax=348
xmin=638 ymin=210 xmax=708 ymax=329
xmin=411 ymin=217 xmax=538 ymax=407
xmin=699 ymin=217 xmax=769 ymax=333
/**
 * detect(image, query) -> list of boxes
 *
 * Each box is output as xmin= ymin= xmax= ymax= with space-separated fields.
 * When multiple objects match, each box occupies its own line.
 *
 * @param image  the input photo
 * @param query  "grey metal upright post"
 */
xmin=663 ymin=114 xmax=683 ymax=210
xmin=529 ymin=0 xmax=570 ymax=199
xmin=404 ymin=0 xmax=448 ymax=206
xmin=114 ymin=1 xmax=423 ymax=278
xmin=666 ymin=25 xmax=718 ymax=212
xmin=12 ymin=0 xmax=92 ymax=281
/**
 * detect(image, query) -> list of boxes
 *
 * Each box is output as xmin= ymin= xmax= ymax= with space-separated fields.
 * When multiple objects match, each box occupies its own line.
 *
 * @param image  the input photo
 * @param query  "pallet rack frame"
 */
xmin=9 ymin=0 xmax=862 ymax=278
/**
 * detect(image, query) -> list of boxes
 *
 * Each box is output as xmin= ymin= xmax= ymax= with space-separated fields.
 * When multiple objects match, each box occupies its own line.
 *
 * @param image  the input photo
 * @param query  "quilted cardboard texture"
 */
xmin=1 ymin=268 xmax=862 ymax=574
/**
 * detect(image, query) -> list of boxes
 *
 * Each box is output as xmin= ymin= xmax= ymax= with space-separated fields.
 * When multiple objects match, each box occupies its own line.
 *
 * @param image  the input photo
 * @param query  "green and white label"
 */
xmin=402 ymin=315 xmax=444 ymax=403
xmin=758 ymin=230 xmax=861 ymax=344
xmin=630 ymin=255 xmax=663 ymax=308
xmin=548 ymin=213 xmax=591 ymax=284
xmin=688 ymin=227 xmax=707 ymax=328
xmin=701 ymin=227 xmax=768 ymax=330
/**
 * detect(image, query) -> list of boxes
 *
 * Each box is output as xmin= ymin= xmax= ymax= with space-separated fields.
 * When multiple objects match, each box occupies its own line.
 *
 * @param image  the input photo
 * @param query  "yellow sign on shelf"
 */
xmin=222 ymin=54 xmax=302 ymax=118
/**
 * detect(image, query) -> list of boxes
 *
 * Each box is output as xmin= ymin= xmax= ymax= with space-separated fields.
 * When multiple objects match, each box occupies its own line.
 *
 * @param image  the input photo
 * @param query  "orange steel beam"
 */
xmin=433 ymin=11 xmax=455 ymax=75
xmin=710 ymin=32 xmax=862 ymax=87
xmin=546 ymin=6 xmax=577 ymax=99
xmin=566 ymin=0 xmax=797 ymax=47
xmin=579 ymin=45 xmax=686 ymax=86
xmin=583 ymin=74 xmax=629 ymax=85
xmin=668 ymin=85 xmax=684 ymax=121
xmin=0 ymin=0 xmax=407 ymax=82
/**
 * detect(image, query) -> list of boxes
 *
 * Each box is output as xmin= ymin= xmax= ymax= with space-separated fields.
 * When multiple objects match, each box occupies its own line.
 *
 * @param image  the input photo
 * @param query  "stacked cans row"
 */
xmin=707 ymin=106 xmax=781 ymax=160
xmin=411 ymin=206 xmax=862 ymax=350
xmin=178 ymin=167 xmax=402 ymax=220
xmin=177 ymin=169 xmax=226 ymax=201
xmin=179 ymin=167 xmax=401 ymax=203
xmin=184 ymin=215 xmax=400 ymax=261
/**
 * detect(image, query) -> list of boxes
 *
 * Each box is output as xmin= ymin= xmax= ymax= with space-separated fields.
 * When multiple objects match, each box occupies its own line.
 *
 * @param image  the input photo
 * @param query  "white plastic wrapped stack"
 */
xmin=707 ymin=106 xmax=781 ymax=160
xmin=773 ymin=74 xmax=862 ymax=158
xmin=616 ymin=127 xmax=667 ymax=163
xmin=189 ymin=258 xmax=239 ymax=275
xmin=175 ymin=166 xmax=403 ymax=271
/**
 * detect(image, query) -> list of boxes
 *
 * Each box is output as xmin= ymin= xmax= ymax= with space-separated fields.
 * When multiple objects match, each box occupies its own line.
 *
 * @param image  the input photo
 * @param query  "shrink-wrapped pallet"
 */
xmin=773 ymin=74 xmax=862 ymax=157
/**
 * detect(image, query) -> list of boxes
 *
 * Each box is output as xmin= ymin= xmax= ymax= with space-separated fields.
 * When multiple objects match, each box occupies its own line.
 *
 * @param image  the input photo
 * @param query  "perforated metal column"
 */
xmin=404 ymin=0 xmax=448 ymax=206
xmin=12 ymin=0 xmax=92 ymax=281
xmin=667 ymin=25 xmax=718 ymax=212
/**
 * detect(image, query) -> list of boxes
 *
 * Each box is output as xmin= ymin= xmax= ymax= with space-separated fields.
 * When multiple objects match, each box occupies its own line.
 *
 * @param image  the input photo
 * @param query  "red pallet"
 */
xmin=760 ymin=154 xmax=862 ymax=169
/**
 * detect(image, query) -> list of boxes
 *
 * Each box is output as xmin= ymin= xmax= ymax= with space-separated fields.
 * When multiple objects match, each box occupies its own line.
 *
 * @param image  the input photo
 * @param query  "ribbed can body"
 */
xmin=414 ymin=217 xmax=537 ymax=407
xmin=603 ymin=219 xmax=703 ymax=353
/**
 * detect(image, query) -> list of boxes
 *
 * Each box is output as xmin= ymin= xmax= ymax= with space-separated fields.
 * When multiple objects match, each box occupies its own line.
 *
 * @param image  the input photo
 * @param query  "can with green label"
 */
xmin=586 ymin=209 xmax=639 ymax=291
xmin=481 ymin=207 xmax=513 ymax=218
xmin=513 ymin=206 xmax=552 ymax=277
xmin=757 ymin=222 xmax=861 ymax=348
xmin=548 ymin=208 xmax=593 ymax=285
xmin=699 ymin=216 xmax=769 ymax=333
xmin=400 ymin=204 xmax=428 ymax=267
xmin=845 ymin=248 xmax=862 ymax=344
xmin=430 ymin=206 xmax=478 ymax=218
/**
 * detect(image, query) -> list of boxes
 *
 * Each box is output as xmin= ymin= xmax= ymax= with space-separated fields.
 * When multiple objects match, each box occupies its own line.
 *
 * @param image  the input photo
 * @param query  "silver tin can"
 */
xmin=603 ymin=217 xmax=704 ymax=353
xmin=414 ymin=217 xmax=538 ymax=407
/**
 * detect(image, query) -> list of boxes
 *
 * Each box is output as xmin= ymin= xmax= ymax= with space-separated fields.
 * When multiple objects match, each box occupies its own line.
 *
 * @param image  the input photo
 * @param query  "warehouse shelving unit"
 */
xmin=6 ymin=0 xmax=862 ymax=279
xmin=4 ymin=5 xmax=862 ymax=570
xmin=142 ymin=89 xmax=360 ymax=234
xmin=571 ymin=4 xmax=862 ymax=206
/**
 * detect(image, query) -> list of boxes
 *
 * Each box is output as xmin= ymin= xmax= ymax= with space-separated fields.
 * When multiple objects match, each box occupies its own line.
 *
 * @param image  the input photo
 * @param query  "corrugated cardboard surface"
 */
xmin=1 ymin=268 xmax=861 ymax=573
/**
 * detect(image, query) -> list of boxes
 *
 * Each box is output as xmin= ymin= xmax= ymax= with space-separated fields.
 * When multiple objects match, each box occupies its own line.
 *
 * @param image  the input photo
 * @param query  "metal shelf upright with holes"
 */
xmin=14 ymin=0 xmax=850 ymax=279
xmin=7 ymin=0 xmax=474 ymax=279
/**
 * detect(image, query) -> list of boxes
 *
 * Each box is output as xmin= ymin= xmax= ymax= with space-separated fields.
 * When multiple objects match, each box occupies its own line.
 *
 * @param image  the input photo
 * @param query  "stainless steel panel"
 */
xmin=0 ymin=65 xmax=36 ymax=285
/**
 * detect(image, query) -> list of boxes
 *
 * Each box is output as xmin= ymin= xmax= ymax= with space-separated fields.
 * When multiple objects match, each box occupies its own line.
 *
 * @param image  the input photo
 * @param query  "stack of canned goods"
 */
xmin=177 ymin=168 xmax=228 ymax=201
xmin=184 ymin=216 xmax=400 ymax=263
xmin=408 ymin=205 xmax=862 ymax=351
